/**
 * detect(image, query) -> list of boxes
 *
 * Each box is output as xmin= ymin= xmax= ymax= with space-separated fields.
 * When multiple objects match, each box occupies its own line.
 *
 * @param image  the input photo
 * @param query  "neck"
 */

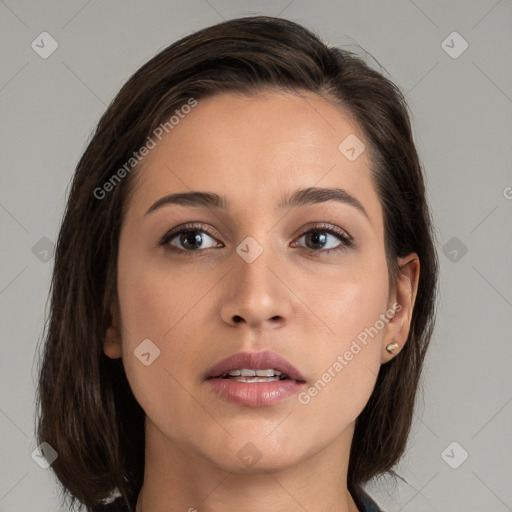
xmin=135 ymin=418 xmax=360 ymax=512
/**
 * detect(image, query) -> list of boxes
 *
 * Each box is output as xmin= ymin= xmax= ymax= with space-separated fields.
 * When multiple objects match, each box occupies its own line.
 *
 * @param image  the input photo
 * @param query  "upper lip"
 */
xmin=204 ymin=350 xmax=306 ymax=382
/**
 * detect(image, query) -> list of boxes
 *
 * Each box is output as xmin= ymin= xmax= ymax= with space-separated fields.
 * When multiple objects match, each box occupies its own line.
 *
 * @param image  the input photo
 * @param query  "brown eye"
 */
xmin=159 ymin=223 xmax=222 ymax=255
xmin=293 ymin=224 xmax=354 ymax=254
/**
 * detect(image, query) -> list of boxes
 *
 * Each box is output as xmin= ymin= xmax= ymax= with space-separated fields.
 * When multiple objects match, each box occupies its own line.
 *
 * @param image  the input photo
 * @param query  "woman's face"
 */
xmin=105 ymin=90 xmax=414 ymax=473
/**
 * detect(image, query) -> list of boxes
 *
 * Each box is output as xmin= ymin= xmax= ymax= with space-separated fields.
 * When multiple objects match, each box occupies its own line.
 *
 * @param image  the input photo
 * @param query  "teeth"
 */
xmin=232 ymin=376 xmax=280 ymax=383
xmin=227 ymin=368 xmax=282 ymax=377
xmin=255 ymin=369 xmax=279 ymax=377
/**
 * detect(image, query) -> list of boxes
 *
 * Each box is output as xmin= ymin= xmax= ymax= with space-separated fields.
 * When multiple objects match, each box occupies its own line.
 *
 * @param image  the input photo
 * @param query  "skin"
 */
xmin=104 ymin=89 xmax=420 ymax=512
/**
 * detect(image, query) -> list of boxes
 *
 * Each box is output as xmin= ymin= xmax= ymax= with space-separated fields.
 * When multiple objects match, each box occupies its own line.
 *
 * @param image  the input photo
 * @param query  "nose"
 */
xmin=220 ymin=241 xmax=293 ymax=330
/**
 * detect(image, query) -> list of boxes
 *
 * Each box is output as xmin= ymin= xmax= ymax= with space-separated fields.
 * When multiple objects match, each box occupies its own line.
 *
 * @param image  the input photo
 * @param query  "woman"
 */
xmin=35 ymin=15 xmax=439 ymax=512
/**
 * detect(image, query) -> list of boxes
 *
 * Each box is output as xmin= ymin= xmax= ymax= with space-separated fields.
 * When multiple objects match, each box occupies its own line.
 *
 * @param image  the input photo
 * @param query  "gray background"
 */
xmin=1 ymin=1 xmax=511 ymax=511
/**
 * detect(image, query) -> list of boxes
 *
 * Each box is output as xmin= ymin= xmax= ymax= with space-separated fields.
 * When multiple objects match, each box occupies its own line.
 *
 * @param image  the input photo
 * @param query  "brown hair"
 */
xmin=34 ymin=15 xmax=439 ymax=512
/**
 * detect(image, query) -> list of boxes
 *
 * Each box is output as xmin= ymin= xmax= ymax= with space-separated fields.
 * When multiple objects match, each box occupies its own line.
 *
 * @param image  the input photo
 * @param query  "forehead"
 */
xmin=125 ymin=90 xmax=382 ymax=230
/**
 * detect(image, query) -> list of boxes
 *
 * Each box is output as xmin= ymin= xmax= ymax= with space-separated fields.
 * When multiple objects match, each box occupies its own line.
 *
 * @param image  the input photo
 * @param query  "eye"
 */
xmin=159 ymin=223 xmax=221 ymax=254
xmin=292 ymin=223 xmax=354 ymax=254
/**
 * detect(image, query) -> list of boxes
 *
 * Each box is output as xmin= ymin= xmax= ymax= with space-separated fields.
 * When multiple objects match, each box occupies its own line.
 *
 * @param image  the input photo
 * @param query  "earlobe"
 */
xmin=381 ymin=253 xmax=420 ymax=364
xmin=103 ymin=302 xmax=122 ymax=359
xmin=104 ymin=328 xmax=122 ymax=359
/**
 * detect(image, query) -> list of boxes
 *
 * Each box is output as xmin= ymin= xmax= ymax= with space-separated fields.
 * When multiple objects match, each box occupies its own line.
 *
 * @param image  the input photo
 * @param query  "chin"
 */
xmin=216 ymin=452 xmax=300 ymax=474
xmin=201 ymin=436 xmax=307 ymax=474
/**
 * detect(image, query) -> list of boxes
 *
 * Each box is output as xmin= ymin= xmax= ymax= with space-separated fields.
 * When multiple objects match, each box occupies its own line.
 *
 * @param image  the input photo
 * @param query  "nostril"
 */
xmin=233 ymin=315 xmax=243 ymax=323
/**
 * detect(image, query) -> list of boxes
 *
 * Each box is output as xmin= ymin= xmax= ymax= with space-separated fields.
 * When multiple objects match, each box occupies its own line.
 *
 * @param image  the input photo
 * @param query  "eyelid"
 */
xmin=293 ymin=221 xmax=353 ymax=242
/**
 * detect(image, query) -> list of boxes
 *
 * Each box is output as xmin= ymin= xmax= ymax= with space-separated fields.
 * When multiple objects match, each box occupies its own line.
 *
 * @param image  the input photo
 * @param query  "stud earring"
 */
xmin=386 ymin=343 xmax=399 ymax=354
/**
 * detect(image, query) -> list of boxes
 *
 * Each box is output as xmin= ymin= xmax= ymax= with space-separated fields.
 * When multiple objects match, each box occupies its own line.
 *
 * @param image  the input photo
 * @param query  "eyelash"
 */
xmin=158 ymin=222 xmax=354 ymax=256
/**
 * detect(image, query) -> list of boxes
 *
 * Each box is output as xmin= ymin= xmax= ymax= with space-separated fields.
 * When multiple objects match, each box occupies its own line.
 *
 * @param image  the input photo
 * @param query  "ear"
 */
xmin=381 ymin=253 xmax=420 ymax=364
xmin=103 ymin=300 xmax=122 ymax=359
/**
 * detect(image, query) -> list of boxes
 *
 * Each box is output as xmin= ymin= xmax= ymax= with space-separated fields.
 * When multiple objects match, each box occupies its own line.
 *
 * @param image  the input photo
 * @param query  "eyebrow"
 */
xmin=144 ymin=186 xmax=370 ymax=221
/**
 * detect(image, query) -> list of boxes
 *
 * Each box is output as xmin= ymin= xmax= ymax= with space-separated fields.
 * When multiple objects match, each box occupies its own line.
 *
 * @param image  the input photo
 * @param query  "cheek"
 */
xmin=115 ymin=260 xmax=177 ymax=381
xmin=115 ymin=265 xmax=197 ymax=430
xmin=307 ymin=252 xmax=390 ymax=349
xmin=298 ymin=261 xmax=389 ymax=418
xmin=116 ymin=259 xmax=198 ymax=343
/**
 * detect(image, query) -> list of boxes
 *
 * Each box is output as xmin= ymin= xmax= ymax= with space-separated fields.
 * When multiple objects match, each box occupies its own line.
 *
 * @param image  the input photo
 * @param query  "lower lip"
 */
xmin=206 ymin=378 xmax=306 ymax=407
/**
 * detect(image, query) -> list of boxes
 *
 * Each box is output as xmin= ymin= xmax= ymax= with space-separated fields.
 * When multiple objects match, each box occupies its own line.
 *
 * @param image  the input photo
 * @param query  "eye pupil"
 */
xmin=181 ymin=231 xmax=203 ymax=249
xmin=307 ymin=231 xmax=327 ymax=249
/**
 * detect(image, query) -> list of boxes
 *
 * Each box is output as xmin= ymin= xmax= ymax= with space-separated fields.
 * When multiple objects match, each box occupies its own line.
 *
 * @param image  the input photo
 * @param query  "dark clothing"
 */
xmin=355 ymin=485 xmax=385 ymax=512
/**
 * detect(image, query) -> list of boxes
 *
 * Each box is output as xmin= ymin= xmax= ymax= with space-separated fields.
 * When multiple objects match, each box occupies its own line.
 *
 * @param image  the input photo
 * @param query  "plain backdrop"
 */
xmin=1 ymin=1 xmax=511 ymax=511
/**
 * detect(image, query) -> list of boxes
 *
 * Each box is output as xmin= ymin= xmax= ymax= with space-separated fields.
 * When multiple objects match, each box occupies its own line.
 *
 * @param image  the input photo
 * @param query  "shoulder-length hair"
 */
xmin=35 ymin=14 xmax=439 ymax=512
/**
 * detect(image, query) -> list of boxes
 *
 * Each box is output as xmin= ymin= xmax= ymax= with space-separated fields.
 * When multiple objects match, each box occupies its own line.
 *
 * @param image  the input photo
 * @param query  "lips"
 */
xmin=204 ymin=350 xmax=307 ymax=407
xmin=204 ymin=350 xmax=306 ymax=383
